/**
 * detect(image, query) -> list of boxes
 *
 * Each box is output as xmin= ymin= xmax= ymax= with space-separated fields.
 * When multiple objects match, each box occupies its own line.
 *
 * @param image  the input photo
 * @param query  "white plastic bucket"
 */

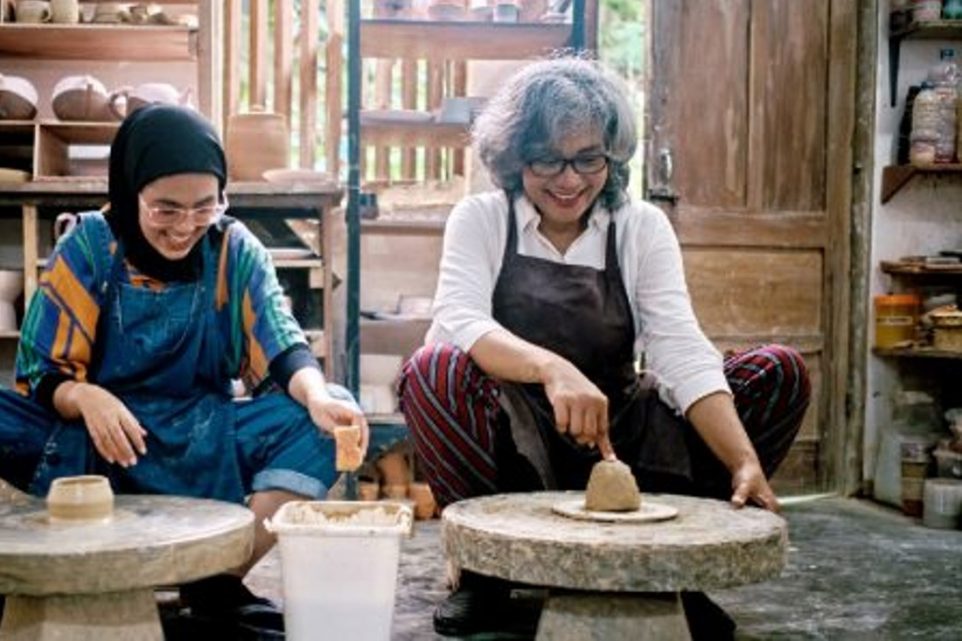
xmin=265 ymin=500 xmax=413 ymax=641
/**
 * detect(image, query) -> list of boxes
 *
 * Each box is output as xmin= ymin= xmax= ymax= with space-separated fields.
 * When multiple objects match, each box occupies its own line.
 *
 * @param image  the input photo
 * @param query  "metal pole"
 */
xmin=571 ymin=0 xmax=586 ymax=51
xmin=346 ymin=0 xmax=361 ymax=399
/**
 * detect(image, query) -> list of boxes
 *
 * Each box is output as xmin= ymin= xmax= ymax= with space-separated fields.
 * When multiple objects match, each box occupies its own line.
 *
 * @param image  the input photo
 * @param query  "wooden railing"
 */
xmin=222 ymin=0 xmax=343 ymax=174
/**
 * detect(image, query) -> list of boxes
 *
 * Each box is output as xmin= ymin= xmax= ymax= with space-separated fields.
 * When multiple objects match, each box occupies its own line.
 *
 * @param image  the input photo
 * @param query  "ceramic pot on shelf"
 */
xmin=0 ymin=73 xmax=38 ymax=120
xmin=225 ymin=107 xmax=289 ymax=181
xmin=0 ymin=269 xmax=23 ymax=332
xmin=108 ymin=83 xmax=193 ymax=120
xmin=51 ymin=75 xmax=114 ymax=122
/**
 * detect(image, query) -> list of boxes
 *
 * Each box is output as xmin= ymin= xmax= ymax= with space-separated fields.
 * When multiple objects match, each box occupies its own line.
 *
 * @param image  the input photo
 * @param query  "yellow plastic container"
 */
xmin=874 ymin=294 xmax=920 ymax=348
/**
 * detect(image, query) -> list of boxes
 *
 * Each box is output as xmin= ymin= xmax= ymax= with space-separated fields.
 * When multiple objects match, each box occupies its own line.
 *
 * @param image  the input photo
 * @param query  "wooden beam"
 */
xmin=324 ymin=0 xmax=344 ymax=176
xmin=249 ymin=0 xmax=268 ymax=107
xmin=223 ymin=0 xmax=242 ymax=129
xmin=22 ymin=205 xmax=37 ymax=314
xmin=299 ymin=0 xmax=319 ymax=168
xmin=274 ymin=0 xmax=294 ymax=124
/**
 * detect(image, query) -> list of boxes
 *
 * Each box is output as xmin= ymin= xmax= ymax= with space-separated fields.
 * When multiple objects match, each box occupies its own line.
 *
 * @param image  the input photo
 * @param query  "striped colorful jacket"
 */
xmin=14 ymin=213 xmax=308 ymax=400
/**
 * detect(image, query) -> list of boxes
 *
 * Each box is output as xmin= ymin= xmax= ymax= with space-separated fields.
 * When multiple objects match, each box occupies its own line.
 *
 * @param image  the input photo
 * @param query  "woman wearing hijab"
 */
xmin=0 ymin=105 xmax=366 ymax=634
xmin=397 ymin=58 xmax=811 ymax=638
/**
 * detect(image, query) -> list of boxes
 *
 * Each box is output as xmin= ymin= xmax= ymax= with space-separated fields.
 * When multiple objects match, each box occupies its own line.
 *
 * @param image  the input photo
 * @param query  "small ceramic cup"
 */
xmin=46 ymin=475 xmax=114 ymax=521
xmin=16 ymin=0 xmax=52 ymax=23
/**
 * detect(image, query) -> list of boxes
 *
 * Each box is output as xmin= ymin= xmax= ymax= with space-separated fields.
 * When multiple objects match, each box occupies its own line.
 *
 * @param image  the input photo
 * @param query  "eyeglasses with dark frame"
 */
xmin=526 ymin=153 xmax=610 ymax=178
xmin=139 ymin=195 xmax=229 ymax=227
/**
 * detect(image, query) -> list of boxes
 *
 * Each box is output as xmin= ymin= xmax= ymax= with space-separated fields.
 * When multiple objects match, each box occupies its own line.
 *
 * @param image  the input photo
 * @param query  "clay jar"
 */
xmin=52 ymin=75 xmax=114 ymax=121
xmin=46 ymin=475 xmax=114 ymax=521
xmin=108 ymin=83 xmax=193 ymax=119
xmin=225 ymin=107 xmax=289 ymax=181
xmin=15 ymin=0 xmax=51 ymax=23
xmin=0 ymin=73 xmax=38 ymax=120
xmin=408 ymin=482 xmax=437 ymax=520
xmin=50 ymin=0 xmax=79 ymax=23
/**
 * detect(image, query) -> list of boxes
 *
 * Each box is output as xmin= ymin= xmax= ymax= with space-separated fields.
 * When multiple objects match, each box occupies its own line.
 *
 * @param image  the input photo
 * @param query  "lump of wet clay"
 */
xmin=585 ymin=459 xmax=641 ymax=512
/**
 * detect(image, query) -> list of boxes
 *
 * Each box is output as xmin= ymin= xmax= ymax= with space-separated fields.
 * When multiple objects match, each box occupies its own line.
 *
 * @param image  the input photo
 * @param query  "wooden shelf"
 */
xmin=0 ymin=24 xmax=197 ymax=61
xmin=874 ymin=346 xmax=962 ymax=360
xmin=273 ymin=257 xmax=323 ymax=269
xmin=881 ymin=260 xmax=962 ymax=276
xmin=891 ymin=20 xmax=962 ymax=40
xmin=360 ymin=19 xmax=572 ymax=60
xmin=359 ymin=115 xmax=470 ymax=148
xmin=880 ymin=164 xmax=962 ymax=203
xmin=361 ymin=218 xmax=446 ymax=236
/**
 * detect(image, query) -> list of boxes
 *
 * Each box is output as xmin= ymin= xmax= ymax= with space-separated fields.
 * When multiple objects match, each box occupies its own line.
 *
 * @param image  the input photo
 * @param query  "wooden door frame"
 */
xmin=643 ymin=0 xmax=861 ymax=494
xmin=843 ymin=0 xmax=879 ymax=496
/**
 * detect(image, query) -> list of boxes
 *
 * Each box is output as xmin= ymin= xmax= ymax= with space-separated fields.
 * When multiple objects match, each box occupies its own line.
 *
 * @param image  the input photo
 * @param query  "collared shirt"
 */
xmin=14 ymin=214 xmax=310 ymax=403
xmin=426 ymin=191 xmax=730 ymax=413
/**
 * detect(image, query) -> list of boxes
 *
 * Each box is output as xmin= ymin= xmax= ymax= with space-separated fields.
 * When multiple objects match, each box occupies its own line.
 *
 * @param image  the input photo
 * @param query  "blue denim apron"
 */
xmin=32 ymin=215 xmax=245 ymax=503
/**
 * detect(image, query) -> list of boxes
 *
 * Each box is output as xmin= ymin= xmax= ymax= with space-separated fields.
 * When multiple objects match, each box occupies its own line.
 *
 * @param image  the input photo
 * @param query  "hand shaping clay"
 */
xmin=584 ymin=459 xmax=641 ymax=512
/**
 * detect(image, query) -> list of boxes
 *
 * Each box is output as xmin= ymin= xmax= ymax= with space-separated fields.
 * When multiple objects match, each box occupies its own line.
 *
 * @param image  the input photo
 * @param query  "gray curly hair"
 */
xmin=472 ymin=56 xmax=637 ymax=210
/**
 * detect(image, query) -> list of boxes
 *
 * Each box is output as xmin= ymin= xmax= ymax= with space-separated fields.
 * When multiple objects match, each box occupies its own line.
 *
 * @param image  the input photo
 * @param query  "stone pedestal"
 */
xmin=441 ymin=491 xmax=788 ymax=640
xmin=0 ymin=493 xmax=254 ymax=640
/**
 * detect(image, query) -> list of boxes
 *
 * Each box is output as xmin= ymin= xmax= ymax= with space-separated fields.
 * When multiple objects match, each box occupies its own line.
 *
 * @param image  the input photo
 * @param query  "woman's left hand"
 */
xmin=730 ymin=460 xmax=779 ymax=512
xmin=306 ymin=395 xmax=371 ymax=458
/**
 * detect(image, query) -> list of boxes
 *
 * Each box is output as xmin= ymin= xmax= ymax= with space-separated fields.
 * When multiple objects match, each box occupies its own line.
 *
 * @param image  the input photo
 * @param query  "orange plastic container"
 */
xmin=874 ymin=294 xmax=920 ymax=348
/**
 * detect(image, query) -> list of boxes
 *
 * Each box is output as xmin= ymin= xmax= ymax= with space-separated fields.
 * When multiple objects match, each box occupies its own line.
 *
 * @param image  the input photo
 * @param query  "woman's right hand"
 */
xmin=541 ymin=358 xmax=615 ymax=458
xmin=67 ymin=383 xmax=147 ymax=467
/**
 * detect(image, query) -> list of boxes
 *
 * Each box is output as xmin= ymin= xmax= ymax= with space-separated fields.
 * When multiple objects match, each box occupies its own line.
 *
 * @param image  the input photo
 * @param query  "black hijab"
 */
xmin=107 ymin=104 xmax=227 ymax=282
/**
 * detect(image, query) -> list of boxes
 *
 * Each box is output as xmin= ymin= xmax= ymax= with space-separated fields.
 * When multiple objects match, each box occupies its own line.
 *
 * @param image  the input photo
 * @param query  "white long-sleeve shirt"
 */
xmin=426 ymin=191 xmax=730 ymax=414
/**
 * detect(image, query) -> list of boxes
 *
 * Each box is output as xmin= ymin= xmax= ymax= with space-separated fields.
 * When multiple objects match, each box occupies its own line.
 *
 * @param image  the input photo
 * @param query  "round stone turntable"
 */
xmin=442 ymin=491 xmax=788 ymax=641
xmin=0 ymin=479 xmax=254 ymax=641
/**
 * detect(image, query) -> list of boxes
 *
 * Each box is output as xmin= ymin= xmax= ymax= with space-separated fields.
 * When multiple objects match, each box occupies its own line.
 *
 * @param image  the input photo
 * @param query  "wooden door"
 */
xmin=647 ymin=0 xmax=856 ymax=493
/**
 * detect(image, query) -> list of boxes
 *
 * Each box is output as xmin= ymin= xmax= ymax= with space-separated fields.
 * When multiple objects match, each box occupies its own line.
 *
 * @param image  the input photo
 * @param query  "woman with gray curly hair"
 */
xmin=398 ymin=57 xmax=810 ymax=638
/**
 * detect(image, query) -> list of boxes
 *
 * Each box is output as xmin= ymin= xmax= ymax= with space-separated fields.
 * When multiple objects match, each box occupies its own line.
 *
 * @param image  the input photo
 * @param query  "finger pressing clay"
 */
xmin=334 ymin=425 xmax=363 ymax=472
xmin=585 ymin=459 xmax=641 ymax=512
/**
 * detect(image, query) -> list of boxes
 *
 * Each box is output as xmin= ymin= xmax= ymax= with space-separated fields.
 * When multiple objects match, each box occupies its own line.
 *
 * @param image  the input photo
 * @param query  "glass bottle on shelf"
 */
xmin=944 ymin=0 xmax=962 ymax=20
xmin=931 ymin=48 xmax=959 ymax=163
xmin=910 ymin=81 xmax=939 ymax=165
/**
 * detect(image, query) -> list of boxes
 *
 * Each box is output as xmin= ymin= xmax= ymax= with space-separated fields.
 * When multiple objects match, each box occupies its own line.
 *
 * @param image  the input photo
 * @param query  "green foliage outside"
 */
xmin=599 ymin=0 xmax=645 ymax=198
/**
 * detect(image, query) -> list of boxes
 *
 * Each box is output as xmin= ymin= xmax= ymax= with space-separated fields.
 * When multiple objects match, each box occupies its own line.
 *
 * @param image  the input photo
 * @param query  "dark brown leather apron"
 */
xmin=491 ymin=196 xmax=695 ymax=491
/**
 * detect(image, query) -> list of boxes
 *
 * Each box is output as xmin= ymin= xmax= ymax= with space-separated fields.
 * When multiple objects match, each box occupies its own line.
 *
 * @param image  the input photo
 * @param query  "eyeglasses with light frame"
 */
xmin=139 ymin=194 xmax=229 ymax=227
xmin=526 ymin=153 xmax=610 ymax=178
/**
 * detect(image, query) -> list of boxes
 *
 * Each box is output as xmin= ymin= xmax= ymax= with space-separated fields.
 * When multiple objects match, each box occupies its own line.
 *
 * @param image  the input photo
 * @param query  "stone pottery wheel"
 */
xmin=442 ymin=491 xmax=788 ymax=641
xmin=0 ymin=480 xmax=254 ymax=641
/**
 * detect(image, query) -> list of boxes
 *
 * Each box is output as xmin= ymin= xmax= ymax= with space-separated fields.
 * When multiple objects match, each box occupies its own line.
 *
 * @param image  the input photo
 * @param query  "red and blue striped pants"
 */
xmin=398 ymin=343 xmax=810 ymax=508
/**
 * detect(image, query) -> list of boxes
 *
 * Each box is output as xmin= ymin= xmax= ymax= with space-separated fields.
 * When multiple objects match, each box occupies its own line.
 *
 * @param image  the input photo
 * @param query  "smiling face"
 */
xmin=138 ymin=173 xmax=219 ymax=260
xmin=521 ymin=128 xmax=608 ymax=236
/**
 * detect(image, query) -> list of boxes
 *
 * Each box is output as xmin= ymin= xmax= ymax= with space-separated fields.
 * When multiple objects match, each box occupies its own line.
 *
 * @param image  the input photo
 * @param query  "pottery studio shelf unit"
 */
xmin=343 ymin=2 xmax=598 ymax=394
xmin=0 ymin=179 xmax=343 ymax=378
xmin=875 ymin=261 xmax=962 ymax=361
xmin=0 ymin=24 xmax=197 ymax=61
xmin=887 ymin=19 xmax=962 ymax=106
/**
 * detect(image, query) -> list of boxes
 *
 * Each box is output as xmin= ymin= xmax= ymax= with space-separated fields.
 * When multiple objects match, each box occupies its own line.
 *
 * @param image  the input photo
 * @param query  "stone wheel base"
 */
xmin=536 ymin=591 xmax=691 ymax=641
xmin=0 ymin=590 xmax=162 ymax=641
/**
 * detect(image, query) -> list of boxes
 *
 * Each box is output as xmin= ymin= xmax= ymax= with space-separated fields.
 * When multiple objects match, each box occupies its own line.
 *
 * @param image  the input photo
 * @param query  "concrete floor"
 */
xmin=245 ymin=496 xmax=961 ymax=640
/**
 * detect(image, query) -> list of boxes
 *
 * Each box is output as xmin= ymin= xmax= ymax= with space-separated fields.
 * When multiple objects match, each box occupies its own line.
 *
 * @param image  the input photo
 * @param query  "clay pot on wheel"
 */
xmin=52 ymin=75 xmax=114 ymax=121
xmin=0 ymin=74 xmax=38 ymax=120
xmin=225 ymin=107 xmax=289 ymax=181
